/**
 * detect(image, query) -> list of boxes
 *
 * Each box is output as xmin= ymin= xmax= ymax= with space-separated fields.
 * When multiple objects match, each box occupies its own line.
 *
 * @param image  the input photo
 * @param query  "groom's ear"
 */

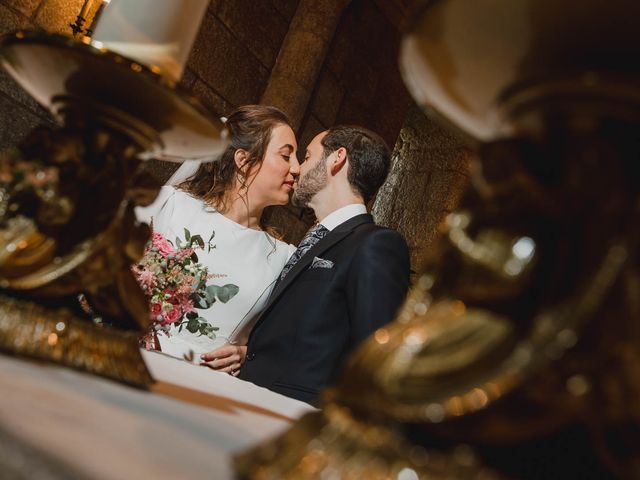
xmin=234 ymin=149 xmax=249 ymax=173
xmin=329 ymin=147 xmax=348 ymax=175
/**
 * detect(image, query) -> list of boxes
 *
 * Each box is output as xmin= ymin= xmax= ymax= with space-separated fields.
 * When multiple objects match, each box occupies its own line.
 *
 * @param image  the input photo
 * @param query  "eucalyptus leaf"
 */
xmin=184 ymin=228 xmax=191 ymax=241
xmin=196 ymin=297 xmax=210 ymax=309
xmin=186 ymin=318 xmax=200 ymax=333
xmin=216 ymin=284 xmax=239 ymax=303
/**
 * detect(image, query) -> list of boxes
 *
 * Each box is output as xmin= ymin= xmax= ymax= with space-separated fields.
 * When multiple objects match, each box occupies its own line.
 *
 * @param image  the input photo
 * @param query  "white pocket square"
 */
xmin=310 ymin=257 xmax=334 ymax=269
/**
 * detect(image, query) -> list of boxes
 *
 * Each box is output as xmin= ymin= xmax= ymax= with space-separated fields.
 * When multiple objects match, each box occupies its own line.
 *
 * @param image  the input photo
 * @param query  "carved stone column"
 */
xmin=260 ymin=0 xmax=350 ymax=130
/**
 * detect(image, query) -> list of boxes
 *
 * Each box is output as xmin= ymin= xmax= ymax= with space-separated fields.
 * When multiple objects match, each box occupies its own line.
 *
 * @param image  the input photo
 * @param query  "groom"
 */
xmin=240 ymin=125 xmax=410 ymax=404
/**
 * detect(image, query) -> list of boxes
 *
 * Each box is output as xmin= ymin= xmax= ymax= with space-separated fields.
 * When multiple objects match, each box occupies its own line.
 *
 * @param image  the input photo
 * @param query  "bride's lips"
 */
xmin=283 ymin=180 xmax=295 ymax=190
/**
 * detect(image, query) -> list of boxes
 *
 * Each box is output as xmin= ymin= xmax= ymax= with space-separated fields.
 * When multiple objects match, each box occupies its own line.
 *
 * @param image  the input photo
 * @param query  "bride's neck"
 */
xmin=219 ymin=191 xmax=264 ymax=230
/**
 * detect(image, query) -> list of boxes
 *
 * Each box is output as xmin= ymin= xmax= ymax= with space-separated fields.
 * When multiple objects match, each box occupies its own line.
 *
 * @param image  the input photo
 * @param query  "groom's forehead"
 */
xmin=307 ymin=131 xmax=328 ymax=154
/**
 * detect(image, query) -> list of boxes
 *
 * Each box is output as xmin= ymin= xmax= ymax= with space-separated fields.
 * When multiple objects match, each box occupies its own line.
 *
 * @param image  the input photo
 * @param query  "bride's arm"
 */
xmin=200 ymin=344 xmax=247 ymax=376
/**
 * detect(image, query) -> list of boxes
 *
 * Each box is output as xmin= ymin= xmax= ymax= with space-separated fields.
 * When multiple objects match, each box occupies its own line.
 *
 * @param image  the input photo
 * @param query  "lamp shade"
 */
xmin=91 ymin=0 xmax=209 ymax=81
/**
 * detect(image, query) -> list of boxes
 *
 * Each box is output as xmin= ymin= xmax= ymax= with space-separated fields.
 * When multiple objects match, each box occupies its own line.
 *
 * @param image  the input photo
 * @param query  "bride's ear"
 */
xmin=234 ymin=149 xmax=249 ymax=174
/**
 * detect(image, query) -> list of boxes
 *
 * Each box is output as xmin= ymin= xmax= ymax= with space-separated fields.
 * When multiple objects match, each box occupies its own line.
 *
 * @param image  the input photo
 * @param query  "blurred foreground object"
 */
xmin=236 ymin=0 xmax=640 ymax=478
xmin=0 ymin=30 xmax=226 ymax=387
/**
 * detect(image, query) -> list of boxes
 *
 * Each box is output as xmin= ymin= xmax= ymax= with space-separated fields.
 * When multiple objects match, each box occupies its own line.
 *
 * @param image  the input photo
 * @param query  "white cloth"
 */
xmin=135 ymin=186 xmax=296 ymax=359
xmin=0 ymin=353 xmax=315 ymax=480
xmin=318 ymin=203 xmax=367 ymax=231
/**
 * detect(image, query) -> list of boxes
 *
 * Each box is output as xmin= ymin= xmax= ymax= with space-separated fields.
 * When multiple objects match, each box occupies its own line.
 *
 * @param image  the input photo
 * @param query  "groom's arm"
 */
xmin=346 ymin=228 xmax=410 ymax=346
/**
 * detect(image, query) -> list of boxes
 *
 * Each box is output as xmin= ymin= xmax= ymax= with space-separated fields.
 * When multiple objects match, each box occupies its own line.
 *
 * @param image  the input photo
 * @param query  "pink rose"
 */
xmin=161 ymin=306 xmax=181 ymax=326
xmin=150 ymin=302 xmax=162 ymax=318
xmin=152 ymin=232 xmax=174 ymax=258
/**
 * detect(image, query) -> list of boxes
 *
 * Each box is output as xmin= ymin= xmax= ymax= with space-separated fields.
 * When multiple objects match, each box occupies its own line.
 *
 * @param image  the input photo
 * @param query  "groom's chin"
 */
xmin=290 ymin=194 xmax=306 ymax=208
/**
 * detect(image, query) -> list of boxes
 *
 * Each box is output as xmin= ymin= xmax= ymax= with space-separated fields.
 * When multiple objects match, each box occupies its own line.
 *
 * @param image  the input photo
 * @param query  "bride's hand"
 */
xmin=200 ymin=345 xmax=247 ymax=376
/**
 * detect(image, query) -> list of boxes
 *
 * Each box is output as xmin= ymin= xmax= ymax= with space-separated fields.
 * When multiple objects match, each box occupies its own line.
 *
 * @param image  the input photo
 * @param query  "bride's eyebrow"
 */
xmin=279 ymin=144 xmax=294 ymax=153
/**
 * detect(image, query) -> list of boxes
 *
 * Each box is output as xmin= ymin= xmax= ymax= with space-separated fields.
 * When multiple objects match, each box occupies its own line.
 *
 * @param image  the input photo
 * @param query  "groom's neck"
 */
xmin=310 ymin=185 xmax=364 ymax=224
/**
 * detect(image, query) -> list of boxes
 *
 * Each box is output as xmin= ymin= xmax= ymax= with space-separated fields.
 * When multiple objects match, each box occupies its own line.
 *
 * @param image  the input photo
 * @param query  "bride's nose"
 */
xmin=289 ymin=158 xmax=301 ymax=176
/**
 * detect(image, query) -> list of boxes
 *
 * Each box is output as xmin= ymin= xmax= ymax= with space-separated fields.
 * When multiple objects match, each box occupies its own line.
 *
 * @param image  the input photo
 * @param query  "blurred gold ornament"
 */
xmin=0 ymin=30 xmax=227 ymax=386
xmin=236 ymin=0 xmax=640 ymax=478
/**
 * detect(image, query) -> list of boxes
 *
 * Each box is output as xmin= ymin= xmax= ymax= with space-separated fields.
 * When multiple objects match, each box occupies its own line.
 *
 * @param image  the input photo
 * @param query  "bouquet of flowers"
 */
xmin=133 ymin=228 xmax=238 ymax=349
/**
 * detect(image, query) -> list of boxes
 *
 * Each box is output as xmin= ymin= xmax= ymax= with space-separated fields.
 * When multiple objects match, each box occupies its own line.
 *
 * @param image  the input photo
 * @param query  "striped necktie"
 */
xmin=278 ymin=223 xmax=329 ymax=281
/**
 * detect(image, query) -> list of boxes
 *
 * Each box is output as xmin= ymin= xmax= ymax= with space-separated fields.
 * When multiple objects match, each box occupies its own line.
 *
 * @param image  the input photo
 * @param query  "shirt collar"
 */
xmin=318 ymin=204 xmax=367 ymax=231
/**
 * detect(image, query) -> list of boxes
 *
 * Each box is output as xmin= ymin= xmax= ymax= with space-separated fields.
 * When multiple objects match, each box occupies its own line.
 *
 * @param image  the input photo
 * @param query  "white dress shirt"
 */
xmin=318 ymin=203 xmax=368 ymax=231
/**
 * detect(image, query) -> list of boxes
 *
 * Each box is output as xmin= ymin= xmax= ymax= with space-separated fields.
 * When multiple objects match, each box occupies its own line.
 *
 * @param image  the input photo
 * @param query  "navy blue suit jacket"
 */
xmin=239 ymin=214 xmax=410 ymax=405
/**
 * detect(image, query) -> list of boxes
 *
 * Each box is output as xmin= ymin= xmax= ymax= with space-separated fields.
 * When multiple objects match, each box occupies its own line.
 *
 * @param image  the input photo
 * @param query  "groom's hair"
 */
xmin=320 ymin=125 xmax=391 ymax=203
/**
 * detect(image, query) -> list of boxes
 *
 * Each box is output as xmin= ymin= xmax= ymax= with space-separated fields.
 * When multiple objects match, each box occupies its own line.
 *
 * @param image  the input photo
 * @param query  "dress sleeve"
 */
xmin=134 ymin=185 xmax=176 ymax=226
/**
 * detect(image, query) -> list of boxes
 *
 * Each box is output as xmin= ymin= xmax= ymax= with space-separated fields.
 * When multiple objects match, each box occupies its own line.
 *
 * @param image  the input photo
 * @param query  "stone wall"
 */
xmin=0 ymin=0 xmax=469 ymax=260
xmin=372 ymin=104 xmax=470 ymax=269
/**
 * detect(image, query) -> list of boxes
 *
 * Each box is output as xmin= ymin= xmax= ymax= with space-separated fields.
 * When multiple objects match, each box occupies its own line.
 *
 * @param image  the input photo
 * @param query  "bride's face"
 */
xmin=247 ymin=123 xmax=299 ymax=207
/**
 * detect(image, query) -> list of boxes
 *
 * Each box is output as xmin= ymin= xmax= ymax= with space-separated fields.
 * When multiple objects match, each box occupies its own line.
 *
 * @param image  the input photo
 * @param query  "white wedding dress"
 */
xmin=136 ymin=185 xmax=295 ymax=361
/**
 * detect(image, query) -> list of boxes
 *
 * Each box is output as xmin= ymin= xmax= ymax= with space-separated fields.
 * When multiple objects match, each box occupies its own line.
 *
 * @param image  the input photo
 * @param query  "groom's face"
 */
xmin=292 ymin=131 xmax=329 ymax=207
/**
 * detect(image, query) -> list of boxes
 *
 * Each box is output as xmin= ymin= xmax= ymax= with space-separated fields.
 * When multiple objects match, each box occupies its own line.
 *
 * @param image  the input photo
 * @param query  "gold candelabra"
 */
xmin=0 ymin=30 xmax=226 ymax=387
xmin=235 ymin=0 xmax=640 ymax=478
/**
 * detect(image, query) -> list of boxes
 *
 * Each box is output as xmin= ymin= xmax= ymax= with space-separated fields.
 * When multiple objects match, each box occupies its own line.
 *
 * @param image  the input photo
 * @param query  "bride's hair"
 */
xmin=177 ymin=104 xmax=291 ymax=218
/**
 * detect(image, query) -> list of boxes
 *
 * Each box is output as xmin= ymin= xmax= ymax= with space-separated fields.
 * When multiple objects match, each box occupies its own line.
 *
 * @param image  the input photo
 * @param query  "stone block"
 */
xmin=325 ymin=27 xmax=354 ymax=79
xmin=187 ymin=13 xmax=269 ymax=107
xmin=0 ymin=3 xmax=33 ymax=33
xmin=264 ymin=204 xmax=312 ymax=245
xmin=271 ymin=0 xmax=299 ymax=23
xmin=2 ymin=0 xmax=41 ymax=18
xmin=297 ymin=112 xmax=324 ymax=152
xmin=191 ymin=78 xmax=231 ymax=118
xmin=212 ymin=0 xmax=288 ymax=69
xmin=178 ymin=67 xmax=197 ymax=91
xmin=0 ymin=94 xmax=44 ymax=151
xmin=34 ymin=0 xmax=84 ymax=34
xmin=310 ymin=69 xmax=343 ymax=128
xmin=334 ymin=96 xmax=369 ymax=128
xmin=347 ymin=1 xmax=388 ymax=55
xmin=140 ymin=159 xmax=178 ymax=185
xmin=339 ymin=51 xmax=379 ymax=111
xmin=0 ymin=67 xmax=39 ymax=113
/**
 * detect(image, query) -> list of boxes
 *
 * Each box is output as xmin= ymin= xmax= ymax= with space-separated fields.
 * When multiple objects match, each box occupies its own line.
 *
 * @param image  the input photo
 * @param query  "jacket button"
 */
xmin=246 ymin=352 xmax=256 ymax=361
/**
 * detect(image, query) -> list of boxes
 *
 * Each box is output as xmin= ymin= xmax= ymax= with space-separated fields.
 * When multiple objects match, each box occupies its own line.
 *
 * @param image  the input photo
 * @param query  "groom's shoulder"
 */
xmin=353 ymin=222 xmax=408 ymax=250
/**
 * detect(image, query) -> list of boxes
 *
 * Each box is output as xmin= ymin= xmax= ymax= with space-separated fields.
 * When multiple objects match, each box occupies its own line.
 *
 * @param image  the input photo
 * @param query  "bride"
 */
xmin=136 ymin=105 xmax=298 ymax=374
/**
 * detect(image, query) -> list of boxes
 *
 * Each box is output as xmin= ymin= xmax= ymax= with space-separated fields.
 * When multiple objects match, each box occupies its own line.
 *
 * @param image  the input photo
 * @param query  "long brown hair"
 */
xmin=178 ymin=105 xmax=291 ymax=218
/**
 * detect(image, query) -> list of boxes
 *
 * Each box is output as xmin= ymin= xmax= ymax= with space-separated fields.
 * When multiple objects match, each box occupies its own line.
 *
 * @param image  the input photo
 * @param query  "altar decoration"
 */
xmin=0 ymin=1 xmax=226 ymax=387
xmin=235 ymin=0 xmax=640 ymax=478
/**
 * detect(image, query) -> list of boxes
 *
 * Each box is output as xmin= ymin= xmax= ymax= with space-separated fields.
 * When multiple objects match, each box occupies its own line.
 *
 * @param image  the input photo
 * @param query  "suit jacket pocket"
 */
xmin=300 ymin=265 xmax=336 ymax=281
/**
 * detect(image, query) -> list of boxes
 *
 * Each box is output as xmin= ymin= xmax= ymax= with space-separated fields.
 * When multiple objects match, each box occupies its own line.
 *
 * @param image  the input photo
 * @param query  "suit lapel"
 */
xmin=262 ymin=213 xmax=373 ymax=315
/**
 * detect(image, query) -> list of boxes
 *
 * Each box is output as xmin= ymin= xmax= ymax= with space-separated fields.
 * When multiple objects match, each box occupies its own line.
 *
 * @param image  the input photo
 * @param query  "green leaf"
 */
xmin=184 ymin=228 xmax=191 ymax=242
xmin=186 ymin=311 xmax=198 ymax=320
xmin=196 ymin=296 xmax=211 ymax=309
xmin=208 ymin=231 xmax=215 ymax=243
xmin=206 ymin=284 xmax=240 ymax=304
xmin=191 ymin=234 xmax=205 ymax=249
xmin=190 ymin=252 xmax=199 ymax=263
xmin=186 ymin=318 xmax=200 ymax=333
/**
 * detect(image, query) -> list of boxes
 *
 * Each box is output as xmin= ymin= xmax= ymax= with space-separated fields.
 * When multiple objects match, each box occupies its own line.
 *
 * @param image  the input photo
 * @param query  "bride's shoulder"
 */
xmin=266 ymin=234 xmax=296 ymax=257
